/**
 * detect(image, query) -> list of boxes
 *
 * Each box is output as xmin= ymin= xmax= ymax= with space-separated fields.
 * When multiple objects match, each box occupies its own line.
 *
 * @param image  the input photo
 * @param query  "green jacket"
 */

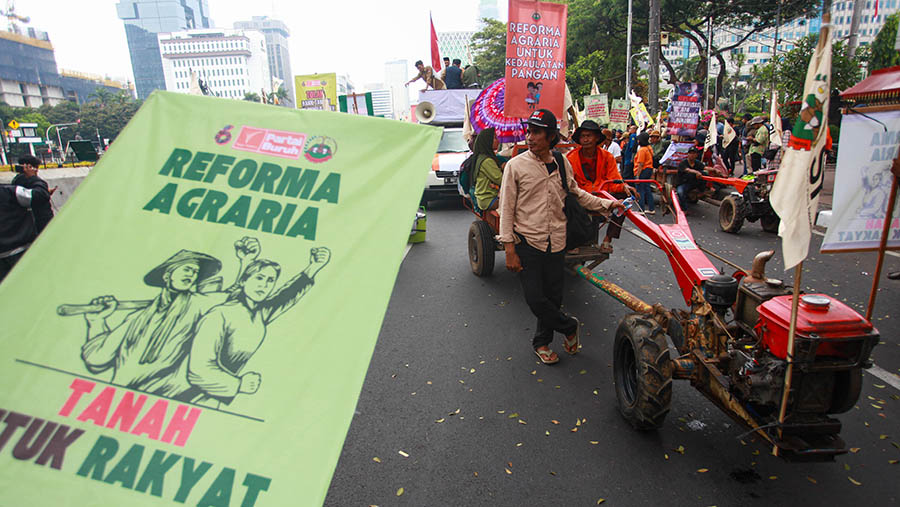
xmin=474 ymin=155 xmax=502 ymax=210
xmin=749 ymin=127 xmax=769 ymax=156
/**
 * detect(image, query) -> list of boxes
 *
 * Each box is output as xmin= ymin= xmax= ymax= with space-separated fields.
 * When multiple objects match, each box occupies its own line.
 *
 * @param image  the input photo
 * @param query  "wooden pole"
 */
xmin=773 ymin=262 xmax=803 ymax=456
xmin=866 ymin=159 xmax=900 ymax=320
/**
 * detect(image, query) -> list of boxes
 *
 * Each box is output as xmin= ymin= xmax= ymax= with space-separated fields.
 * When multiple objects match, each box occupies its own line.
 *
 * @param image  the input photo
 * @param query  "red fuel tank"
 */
xmin=755 ymin=294 xmax=878 ymax=364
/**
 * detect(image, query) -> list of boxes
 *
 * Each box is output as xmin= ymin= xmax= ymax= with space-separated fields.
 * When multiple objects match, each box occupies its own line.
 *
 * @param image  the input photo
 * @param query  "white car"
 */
xmin=423 ymin=127 xmax=469 ymax=205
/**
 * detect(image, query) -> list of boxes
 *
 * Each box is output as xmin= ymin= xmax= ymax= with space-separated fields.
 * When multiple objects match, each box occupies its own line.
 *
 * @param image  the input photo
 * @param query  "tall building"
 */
xmin=437 ymin=31 xmax=475 ymax=66
xmin=233 ymin=16 xmax=293 ymax=107
xmin=58 ymin=70 xmax=135 ymax=104
xmin=116 ymin=0 xmax=211 ymax=100
xmin=369 ymin=89 xmax=393 ymax=119
xmin=158 ymin=29 xmax=270 ymax=100
xmin=661 ymin=2 xmax=898 ymax=84
xmin=384 ymin=59 xmax=410 ymax=121
xmin=0 ymin=28 xmax=65 ymax=107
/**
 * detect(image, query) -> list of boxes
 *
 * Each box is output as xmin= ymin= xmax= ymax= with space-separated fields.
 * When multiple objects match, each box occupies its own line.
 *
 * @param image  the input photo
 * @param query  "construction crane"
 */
xmin=1 ymin=0 xmax=30 ymax=34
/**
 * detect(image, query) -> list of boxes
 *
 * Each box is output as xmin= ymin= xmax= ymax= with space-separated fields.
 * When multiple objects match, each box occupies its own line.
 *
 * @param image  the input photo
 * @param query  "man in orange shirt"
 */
xmin=566 ymin=120 xmax=637 ymax=253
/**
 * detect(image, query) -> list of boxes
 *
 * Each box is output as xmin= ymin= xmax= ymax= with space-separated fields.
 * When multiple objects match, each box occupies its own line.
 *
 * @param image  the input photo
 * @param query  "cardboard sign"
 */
xmin=0 ymin=91 xmax=441 ymax=506
xmin=295 ymin=73 xmax=338 ymax=111
xmin=504 ymin=0 xmax=568 ymax=119
xmin=583 ymin=93 xmax=609 ymax=124
xmin=609 ymin=98 xmax=629 ymax=131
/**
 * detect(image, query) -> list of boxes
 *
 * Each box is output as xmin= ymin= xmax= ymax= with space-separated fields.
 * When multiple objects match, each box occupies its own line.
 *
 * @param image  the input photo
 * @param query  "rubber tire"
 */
xmin=468 ymin=220 xmax=495 ymax=277
xmin=829 ymin=368 xmax=863 ymax=414
xmin=613 ymin=314 xmax=674 ymax=430
xmin=719 ymin=195 xmax=744 ymax=233
xmin=760 ymin=213 xmax=780 ymax=233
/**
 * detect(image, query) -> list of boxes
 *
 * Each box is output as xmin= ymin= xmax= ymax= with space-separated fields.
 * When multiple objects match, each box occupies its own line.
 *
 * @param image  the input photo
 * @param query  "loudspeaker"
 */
xmin=416 ymin=101 xmax=436 ymax=123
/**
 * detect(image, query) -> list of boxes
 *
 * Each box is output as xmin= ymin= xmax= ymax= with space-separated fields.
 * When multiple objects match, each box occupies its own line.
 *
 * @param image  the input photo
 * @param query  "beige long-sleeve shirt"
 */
xmin=499 ymin=149 xmax=617 ymax=253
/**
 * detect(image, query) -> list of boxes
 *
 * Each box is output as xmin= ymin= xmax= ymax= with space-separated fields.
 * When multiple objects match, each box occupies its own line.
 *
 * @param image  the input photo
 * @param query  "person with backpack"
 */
xmin=0 ymin=174 xmax=52 ymax=282
xmin=498 ymin=109 xmax=624 ymax=365
xmin=472 ymin=128 xmax=502 ymax=211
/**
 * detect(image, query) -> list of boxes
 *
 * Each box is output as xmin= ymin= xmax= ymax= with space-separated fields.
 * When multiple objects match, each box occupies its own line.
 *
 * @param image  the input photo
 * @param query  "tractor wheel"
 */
xmin=468 ymin=221 xmax=495 ymax=277
xmin=829 ymin=368 xmax=863 ymax=414
xmin=760 ymin=213 xmax=780 ymax=233
xmin=719 ymin=195 xmax=745 ymax=233
xmin=613 ymin=314 xmax=673 ymax=430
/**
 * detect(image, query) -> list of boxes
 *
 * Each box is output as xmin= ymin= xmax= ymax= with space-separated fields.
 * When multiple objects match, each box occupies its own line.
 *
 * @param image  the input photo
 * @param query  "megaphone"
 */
xmin=416 ymin=101 xmax=436 ymax=123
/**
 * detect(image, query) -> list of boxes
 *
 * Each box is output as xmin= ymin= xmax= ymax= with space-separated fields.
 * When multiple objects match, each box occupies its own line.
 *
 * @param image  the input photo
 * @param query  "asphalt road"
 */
xmin=325 ymin=197 xmax=900 ymax=507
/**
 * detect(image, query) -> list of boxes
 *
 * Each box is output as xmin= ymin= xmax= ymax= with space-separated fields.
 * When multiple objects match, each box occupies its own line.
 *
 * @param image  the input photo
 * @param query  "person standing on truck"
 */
xmin=445 ymin=59 xmax=463 ymax=89
xmin=499 ymin=109 xmax=623 ymax=365
xmin=405 ymin=60 xmax=446 ymax=90
xmin=565 ymin=120 xmax=637 ymax=254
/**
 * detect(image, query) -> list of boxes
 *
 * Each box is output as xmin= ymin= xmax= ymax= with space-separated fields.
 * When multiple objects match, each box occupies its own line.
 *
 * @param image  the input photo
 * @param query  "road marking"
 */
xmin=867 ymin=363 xmax=900 ymax=392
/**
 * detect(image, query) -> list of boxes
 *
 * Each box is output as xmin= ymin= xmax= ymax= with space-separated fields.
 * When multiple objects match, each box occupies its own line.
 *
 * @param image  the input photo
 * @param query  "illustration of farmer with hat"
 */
xmin=73 ymin=237 xmax=262 ymax=399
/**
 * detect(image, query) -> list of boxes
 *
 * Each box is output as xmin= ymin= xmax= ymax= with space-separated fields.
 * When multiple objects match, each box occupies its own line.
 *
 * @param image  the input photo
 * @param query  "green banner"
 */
xmin=0 ymin=91 xmax=440 ymax=506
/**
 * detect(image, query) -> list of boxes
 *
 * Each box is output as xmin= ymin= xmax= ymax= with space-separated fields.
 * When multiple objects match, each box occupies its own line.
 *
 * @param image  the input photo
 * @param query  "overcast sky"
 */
xmin=26 ymin=0 xmax=508 ymax=88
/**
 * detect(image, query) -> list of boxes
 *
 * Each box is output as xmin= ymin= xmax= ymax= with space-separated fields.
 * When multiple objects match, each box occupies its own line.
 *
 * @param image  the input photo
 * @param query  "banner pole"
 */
xmin=773 ymin=261 xmax=803 ymax=456
xmin=865 ymin=165 xmax=899 ymax=320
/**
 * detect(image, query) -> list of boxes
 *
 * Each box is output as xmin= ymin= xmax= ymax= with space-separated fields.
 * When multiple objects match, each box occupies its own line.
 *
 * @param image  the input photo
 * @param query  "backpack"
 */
xmin=554 ymin=152 xmax=593 ymax=250
xmin=458 ymin=153 xmax=479 ymax=204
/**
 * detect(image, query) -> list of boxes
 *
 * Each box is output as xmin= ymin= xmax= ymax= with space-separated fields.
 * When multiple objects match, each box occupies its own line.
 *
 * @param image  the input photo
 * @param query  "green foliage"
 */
xmin=762 ymin=34 xmax=866 ymax=104
xmin=871 ymin=13 xmax=900 ymax=71
xmin=243 ymin=92 xmax=261 ymax=102
xmin=471 ymin=18 xmax=507 ymax=87
xmin=1 ymin=89 xmax=142 ymax=158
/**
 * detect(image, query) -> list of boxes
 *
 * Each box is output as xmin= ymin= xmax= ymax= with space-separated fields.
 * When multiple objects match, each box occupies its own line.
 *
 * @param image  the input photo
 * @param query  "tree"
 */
xmin=761 ymin=34 xmax=866 ymax=104
xmin=471 ymin=18 xmax=507 ymax=87
xmin=243 ymin=92 xmax=261 ymax=102
xmin=870 ymin=13 xmax=900 ymax=72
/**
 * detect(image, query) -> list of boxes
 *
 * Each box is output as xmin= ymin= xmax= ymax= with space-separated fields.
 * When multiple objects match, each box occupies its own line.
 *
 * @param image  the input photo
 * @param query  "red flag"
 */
xmin=875 ymin=0 xmax=879 ymax=18
xmin=430 ymin=14 xmax=442 ymax=71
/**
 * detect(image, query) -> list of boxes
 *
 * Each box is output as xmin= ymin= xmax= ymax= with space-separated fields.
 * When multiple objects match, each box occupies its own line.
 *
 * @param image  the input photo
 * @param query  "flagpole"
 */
xmin=772 ymin=2 xmax=832 ymax=457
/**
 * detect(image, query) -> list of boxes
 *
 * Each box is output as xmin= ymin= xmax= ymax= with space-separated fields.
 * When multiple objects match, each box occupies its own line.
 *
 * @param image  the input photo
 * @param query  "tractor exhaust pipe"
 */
xmin=745 ymin=250 xmax=775 ymax=284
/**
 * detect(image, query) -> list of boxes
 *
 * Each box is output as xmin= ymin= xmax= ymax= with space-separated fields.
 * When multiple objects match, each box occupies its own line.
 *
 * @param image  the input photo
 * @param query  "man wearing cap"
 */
xmin=675 ymin=146 xmax=708 ymax=209
xmin=499 ymin=109 xmax=624 ymax=365
xmin=746 ymin=116 xmax=768 ymax=172
xmin=566 ymin=120 xmax=637 ymax=253
xmin=79 ymin=238 xmax=267 ymax=398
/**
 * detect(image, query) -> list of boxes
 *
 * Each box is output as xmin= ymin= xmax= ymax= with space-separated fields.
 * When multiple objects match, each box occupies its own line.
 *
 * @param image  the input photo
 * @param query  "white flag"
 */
xmin=591 ymin=78 xmax=600 ymax=95
xmin=189 ymin=71 xmax=203 ymax=95
xmin=462 ymin=96 xmax=474 ymax=144
xmin=723 ymin=119 xmax=736 ymax=146
xmin=704 ymin=111 xmax=717 ymax=151
xmin=769 ymin=89 xmax=784 ymax=147
xmin=769 ymin=25 xmax=832 ymax=270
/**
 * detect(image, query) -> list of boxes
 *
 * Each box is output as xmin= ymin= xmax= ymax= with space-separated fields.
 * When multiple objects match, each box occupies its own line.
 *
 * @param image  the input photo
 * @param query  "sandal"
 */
xmin=598 ymin=241 xmax=613 ymax=254
xmin=563 ymin=317 xmax=581 ymax=355
xmin=534 ymin=347 xmax=559 ymax=364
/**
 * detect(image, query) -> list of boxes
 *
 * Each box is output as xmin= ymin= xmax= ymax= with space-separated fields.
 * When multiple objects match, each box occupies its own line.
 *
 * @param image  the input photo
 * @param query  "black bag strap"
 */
xmin=553 ymin=151 xmax=569 ymax=194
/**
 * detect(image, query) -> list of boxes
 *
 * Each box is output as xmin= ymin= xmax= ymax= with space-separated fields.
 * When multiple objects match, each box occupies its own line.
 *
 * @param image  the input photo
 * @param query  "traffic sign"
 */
xmin=7 ymin=119 xmax=18 ymax=129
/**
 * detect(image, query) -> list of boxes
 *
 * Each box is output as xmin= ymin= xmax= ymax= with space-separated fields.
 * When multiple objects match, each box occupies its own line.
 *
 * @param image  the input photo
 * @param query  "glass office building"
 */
xmin=116 ymin=0 xmax=211 ymax=99
xmin=233 ymin=16 xmax=293 ymax=107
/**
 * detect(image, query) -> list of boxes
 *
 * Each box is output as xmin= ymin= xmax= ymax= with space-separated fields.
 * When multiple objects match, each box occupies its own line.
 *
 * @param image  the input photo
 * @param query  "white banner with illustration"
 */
xmin=821 ymin=111 xmax=900 ymax=252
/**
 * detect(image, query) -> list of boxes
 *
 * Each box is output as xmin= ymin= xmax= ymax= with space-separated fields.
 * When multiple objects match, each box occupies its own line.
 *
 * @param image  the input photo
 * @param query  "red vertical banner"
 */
xmin=430 ymin=14 xmax=442 ymax=71
xmin=504 ymin=0 xmax=568 ymax=119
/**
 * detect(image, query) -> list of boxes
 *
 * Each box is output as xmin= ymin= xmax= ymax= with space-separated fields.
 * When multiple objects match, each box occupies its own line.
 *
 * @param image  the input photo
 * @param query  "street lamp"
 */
xmin=47 ymin=122 xmax=78 ymax=163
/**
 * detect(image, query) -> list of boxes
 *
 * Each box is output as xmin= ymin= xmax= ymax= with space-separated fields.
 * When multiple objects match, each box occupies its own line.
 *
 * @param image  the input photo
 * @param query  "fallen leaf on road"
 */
xmin=545 ymin=430 xmax=550 ymax=436
xmin=576 ymin=419 xmax=582 ymax=427
xmin=551 ymin=420 xmax=560 ymax=425
xmin=807 ymin=476 xmax=817 ymax=484
xmin=664 ymin=453 xmax=669 ymax=460
xmin=848 ymin=477 xmax=862 ymax=486
xmin=507 ymin=461 xmax=512 ymax=467
xmin=590 ymin=441 xmax=599 ymax=445
xmin=872 ymin=404 xmax=883 ymax=410
xmin=593 ymin=390 xmax=598 ymax=395
xmin=889 ymin=460 xmax=898 ymax=465
xmin=396 ymin=487 xmax=404 ymax=496
xmin=879 ymin=434 xmax=889 ymax=439
xmin=516 ymin=442 xmax=523 ymax=447
xmin=844 ymin=463 xmax=851 ymax=471
xmin=531 ymin=370 xmax=537 ymax=375
xmin=470 ymin=368 xmax=476 ymax=373
xmin=769 ymin=476 xmax=777 ymax=480
xmin=697 ymin=468 xmax=708 ymax=473
xmin=426 ymin=381 xmax=432 ymax=385
xmin=480 ymin=360 xmax=486 ymax=364
xmin=508 ymin=412 xmax=519 ymax=418
xmin=398 ymin=451 xmax=409 ymax=458
xmin=571 ymin=427 xmax=578 ymax=432
xmin=373 ymin=457 xmax=381 ymax=463
xmin=579 ymin=369 xmax=587 ymax=375
xmin=459 ymin=380 xmax=465 ymax=384
xmin=497 ymin=410 xmax=505 ymax=414
xmin=435 ymin=418 xmax=445 ymax=423
xmin=675 ymin=445 xmax=685 ymax=454
xmin=873 ymin=384 xmax=886 ymax=389
xmin=597 ymin=499 xmax=606 ymax=504
xmin=505 ymin=468 xmax=512 ymax=475
xmin=474 ymin=472 xmax=478 ymax=477
xmin=849 ymin=448 xmax=860 ymax=453
xmin=519 ymin=419 xmax=527 ymax=425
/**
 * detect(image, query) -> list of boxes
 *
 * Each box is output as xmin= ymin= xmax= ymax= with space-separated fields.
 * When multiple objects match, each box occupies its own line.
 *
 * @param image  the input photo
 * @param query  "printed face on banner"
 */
xmin=0 ymin=92 xmax=441 ymax=506
xmin=504 ymin=0 xmax=568 ymax=119
xmin=666 ymin=82 xmax=702 ymax=137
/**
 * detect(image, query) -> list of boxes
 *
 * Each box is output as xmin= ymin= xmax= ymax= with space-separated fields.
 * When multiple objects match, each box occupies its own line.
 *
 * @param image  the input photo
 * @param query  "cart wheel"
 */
xmin=468 ymin=220 xmax=495 ymax=277
xmin=760 ymin=213 xmax=780 ymax=233
xmin=828 ymin=368 xmax=862 ymax=414
xmin=613 ymin=314 xmax=673 ymax=430
xmin=719 ymin=195 xmax=744 ymax=233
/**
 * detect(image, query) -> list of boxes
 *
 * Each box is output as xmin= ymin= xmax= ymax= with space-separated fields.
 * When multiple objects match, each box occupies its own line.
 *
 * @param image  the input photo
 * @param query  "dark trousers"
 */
xmin=677 ymin=180 xmax=705 ymax=206
xmin=597 ymin=191 xmax=627 ymax=240
xmin=0 ymin=251 xmax=24 ymax=283
xmin=636 ymin=167 xmax=655 ymax=211
xmin=515 ymin=240 xmax=577 ymax=349
xmin=750 ymin=153 xmax=762 ymax=172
